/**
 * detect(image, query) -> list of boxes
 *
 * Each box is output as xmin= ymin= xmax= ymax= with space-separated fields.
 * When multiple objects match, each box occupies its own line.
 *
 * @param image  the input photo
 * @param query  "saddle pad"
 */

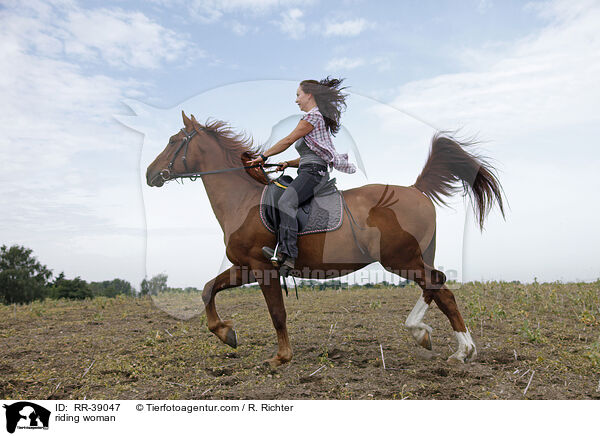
xmin=259 ymin=182 xmax=343 ymax=235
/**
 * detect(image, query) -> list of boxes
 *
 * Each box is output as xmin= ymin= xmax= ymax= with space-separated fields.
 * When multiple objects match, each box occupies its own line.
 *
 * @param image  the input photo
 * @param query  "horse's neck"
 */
xmin=201 ymin=170 xmax=263 ymax=239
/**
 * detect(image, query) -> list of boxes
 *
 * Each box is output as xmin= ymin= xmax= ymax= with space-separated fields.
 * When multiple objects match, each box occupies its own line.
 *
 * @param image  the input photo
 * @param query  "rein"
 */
xmin=159 ymin=128 xmax=280 ymax=182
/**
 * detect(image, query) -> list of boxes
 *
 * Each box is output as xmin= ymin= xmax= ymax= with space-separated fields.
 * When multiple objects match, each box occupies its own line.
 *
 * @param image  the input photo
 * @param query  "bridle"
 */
xmin=158 ymin=127 xmax=279 ymax=182
xmin=159 ymin=127 xmax=199 ymax=181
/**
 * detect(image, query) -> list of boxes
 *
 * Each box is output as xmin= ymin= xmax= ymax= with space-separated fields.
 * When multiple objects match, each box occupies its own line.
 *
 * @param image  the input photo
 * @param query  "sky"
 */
xmin=1 ymin=0 xmax=599 ymax=289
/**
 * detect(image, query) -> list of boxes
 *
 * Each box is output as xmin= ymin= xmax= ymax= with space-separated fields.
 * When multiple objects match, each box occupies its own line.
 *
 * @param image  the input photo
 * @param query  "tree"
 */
xmin=89 ymin=278 xmax=134 ymax=297
xmin=140 ymin=278 xmax=150 ymax=296
xmin=109 ymin=278 xmax=134 ymax=296
xmin=0 ymin=245 xmax=52 ymax=304
xmin=140 ymin=273 xmax=168 ymax=296
xmin=49 ymin=274 xmax=93 ymax=300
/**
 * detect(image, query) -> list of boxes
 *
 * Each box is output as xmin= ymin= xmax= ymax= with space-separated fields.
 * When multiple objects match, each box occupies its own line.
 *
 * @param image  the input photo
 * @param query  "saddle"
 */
xmin=259 ymin=175 xmax=343 ymax=235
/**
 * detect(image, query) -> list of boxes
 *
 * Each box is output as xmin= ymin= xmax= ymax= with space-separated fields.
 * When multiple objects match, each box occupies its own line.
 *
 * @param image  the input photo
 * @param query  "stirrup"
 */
xmin=262 ymin=246 xmax=280 ymax=268
xmin=261 ymin=246 xmax=294 ymax=269
xmin=270 ymin=243 xmax=280 ymax=267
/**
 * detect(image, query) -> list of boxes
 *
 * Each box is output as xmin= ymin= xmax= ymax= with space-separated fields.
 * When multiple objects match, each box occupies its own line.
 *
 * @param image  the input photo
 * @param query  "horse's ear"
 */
xmin=182 ymin=110 xmax=193 ymax=130
xmin=190 ymin=114 xmax=198 ymax=124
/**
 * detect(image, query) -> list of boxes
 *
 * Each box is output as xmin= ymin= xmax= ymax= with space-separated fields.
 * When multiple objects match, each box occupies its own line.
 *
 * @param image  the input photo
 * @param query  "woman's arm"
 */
xmin=264 ymin=120 xmax=314 ymax=158
xmin=248 ymin=120 xmax=314 ymax=165
xmin=285 ymin=157 xmax=300 ymax=168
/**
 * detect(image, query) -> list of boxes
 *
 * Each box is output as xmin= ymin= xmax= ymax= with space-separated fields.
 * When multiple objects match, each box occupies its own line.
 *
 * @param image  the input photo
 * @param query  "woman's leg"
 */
xmin=277 ymin=168 xmax=326 ymax=259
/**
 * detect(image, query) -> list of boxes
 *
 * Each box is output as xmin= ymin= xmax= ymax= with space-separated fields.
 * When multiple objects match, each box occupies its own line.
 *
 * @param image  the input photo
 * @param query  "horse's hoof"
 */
xmin=447 ymin=348 xmax=476 ymax=364
xmin=262 ymin=353 xmax=291 ymax=369
xmin=262 ymin=358 xmax=281 ymax=370
xmin=224 ymin=328 xmax=238 ymax=348
xmin=447 ymin=353 xmax=465 ymax=364
xmin=408 ymin=325 xmax=433 ymax=350
xmin=419 ymin=331 xmax=432 ymax=350
xmin=465 ymin=347 xmax=477 ymax=362
xmin=448 ymin=331 xmax=477 ymax=363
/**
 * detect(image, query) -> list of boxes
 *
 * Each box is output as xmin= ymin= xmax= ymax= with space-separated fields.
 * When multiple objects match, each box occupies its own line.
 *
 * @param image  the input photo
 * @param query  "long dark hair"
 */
xmin=300 ymin=76 xmax=348 ymax=135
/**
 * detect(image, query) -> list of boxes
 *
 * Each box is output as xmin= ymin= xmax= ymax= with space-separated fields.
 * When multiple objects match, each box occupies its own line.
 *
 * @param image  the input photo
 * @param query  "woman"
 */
xmin=248 ymin=77 xmax=356 ymax=270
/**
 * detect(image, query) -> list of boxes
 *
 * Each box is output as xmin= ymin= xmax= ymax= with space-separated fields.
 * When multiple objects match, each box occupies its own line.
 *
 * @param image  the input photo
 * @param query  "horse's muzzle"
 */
xmin=147 ymin=169 xmax=166 ymax=187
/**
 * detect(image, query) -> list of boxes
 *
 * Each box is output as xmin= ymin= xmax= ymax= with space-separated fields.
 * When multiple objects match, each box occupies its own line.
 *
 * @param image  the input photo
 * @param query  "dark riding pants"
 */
xmin=277 ymin=164 xmax=329 ymax=259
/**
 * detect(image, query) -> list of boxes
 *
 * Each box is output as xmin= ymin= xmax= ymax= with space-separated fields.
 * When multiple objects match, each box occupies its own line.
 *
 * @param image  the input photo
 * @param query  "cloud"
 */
xmin=62 ymin=9 xmax=198 ymax=69
xmin=372 ymin=55 xmax=392 ymax=71
xmin=230 ymin=20 xmax=250 ymax=35
xmin=385 ymin=0 xmax=600 ymax=135
xmin=326 ymin=56 xmax=365 ymax=70
xmin=477 ymin=0 xmax=493 ymax=13
xmin=277 ymin=8 xmax=306 ymax=39
xmin=324 ymin=18 xmax=370 ymax=37
xmin=217 ymin=0 xmax=300 ymax=12
xmin=151 ymin=0 xmax=316 ymax=37
xmin=1 ymin=1 xmax=198 ymax=70
xmin=0 ymin=1 xmax=201 ymax=284
xmin=3 ymin=1 xmax=198 ymax=70
xmin=151 ymin=0 xmax=308 ymax=23
xmin=377 ymin=0 xmax=600 ymax=281
xmin=325 ymin=55 xmax=392 ymax=72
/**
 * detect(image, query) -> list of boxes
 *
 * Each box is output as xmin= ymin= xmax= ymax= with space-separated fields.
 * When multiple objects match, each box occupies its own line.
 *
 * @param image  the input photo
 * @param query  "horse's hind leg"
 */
xmin=414 ymin=264 xmax=476 ymax=362
xmin=405 ymin=292 xmax=433 ymax=350
xmin=404 ymin=231 xmax=437 ymax=350
xmin=428 ymin=285 xmax=476 ymax=363
xmin=202 ymin=265 xmax=248 ymax=348
xmin=419 ymin=267 xmax=476 ymax=362
xmin=383 ymin=260 xmax=438 ymax=350
xmin=401 ymin=263 xmax=442 ymax=351
xmin=387 ymin=257 xmax=476 ymax=362
xmin=422 ymin=230 xmax=476 ymax=362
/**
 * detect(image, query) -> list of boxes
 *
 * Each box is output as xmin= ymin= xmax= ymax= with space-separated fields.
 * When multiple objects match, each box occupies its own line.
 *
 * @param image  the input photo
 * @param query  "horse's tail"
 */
xmin=413 ymin=133 xmax=505 ymax=230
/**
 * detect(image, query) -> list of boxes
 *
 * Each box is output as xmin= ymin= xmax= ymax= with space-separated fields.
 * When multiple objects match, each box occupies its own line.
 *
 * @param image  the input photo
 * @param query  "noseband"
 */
xmin=159 ymin=128 xmax=200 ymax=181
xmin=158 ymin=127 xmax=278 ymax=182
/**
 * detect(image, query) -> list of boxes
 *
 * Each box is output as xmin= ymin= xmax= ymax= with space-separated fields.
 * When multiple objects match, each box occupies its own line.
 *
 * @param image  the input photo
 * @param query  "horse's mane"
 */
xmin=199 ymin=118 xmax=271 ymax=185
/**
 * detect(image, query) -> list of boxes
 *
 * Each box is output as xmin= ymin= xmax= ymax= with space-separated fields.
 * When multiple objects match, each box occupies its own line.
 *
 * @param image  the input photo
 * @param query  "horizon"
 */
xmin=3 ymin=239 xmax=598 ymax=292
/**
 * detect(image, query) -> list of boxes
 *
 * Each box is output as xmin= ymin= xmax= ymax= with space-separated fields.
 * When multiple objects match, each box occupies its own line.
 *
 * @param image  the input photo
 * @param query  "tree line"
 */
xmin=0 ymin=244 xmax=208 ymax=305
xmin=0 ymin=244 xmax=408 ymax=305
xmin=0 ymin=245 xmax=138 ymax=304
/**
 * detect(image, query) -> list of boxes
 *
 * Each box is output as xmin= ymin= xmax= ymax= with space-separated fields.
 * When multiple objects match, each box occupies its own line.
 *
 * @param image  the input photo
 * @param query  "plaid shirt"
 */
xmin=301 ymin=107 xmax=356 ymax=174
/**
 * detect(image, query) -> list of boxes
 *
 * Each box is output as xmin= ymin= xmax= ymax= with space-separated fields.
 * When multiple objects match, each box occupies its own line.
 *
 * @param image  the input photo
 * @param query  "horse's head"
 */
xmin=146 ymin=111 xmax=217 ymax=187
xmin=147 ymin=111 xmax=269 ymax=187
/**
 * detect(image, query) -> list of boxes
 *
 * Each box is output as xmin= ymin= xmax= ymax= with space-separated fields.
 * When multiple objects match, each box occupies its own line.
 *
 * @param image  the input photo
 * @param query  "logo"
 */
xmin=2 ymin=402 xmax=50 ymax=434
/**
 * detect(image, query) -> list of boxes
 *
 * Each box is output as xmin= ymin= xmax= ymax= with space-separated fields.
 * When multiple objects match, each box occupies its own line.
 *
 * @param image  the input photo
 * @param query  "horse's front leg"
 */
xmin=254 ymin=265 xmax=292 ymax=367
xmin=202 ymin=265 xmax=249 ymax=348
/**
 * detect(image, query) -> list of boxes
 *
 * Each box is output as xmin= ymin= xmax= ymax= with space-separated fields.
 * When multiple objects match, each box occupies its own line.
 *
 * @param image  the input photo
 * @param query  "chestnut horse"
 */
xmin=146 ymin=111 xmax=504 ymax=367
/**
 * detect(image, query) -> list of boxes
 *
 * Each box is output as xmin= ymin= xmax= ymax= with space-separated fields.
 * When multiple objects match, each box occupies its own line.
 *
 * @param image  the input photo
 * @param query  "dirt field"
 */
xmin=1 ymin=281 xmax=599 ymax=400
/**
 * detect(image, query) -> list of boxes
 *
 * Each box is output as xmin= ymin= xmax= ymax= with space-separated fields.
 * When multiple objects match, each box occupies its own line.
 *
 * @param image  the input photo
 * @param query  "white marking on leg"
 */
xmin=405 ymin=295 xmax=432 ymax=345
xmin=448 ymin=329 xmax=477 ymax=363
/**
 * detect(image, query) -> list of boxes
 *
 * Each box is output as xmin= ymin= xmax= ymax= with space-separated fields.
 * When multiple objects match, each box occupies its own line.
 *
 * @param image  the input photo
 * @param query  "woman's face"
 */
xmin=295 ymin=86 xmax=313 ymax=112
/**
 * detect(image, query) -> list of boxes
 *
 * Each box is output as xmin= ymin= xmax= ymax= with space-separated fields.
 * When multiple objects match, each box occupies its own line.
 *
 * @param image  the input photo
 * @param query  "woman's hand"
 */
xmin=247 ymin=154 xmax=266 ymax=167
xmin=276 ymin=161 xmax=289 ymax=171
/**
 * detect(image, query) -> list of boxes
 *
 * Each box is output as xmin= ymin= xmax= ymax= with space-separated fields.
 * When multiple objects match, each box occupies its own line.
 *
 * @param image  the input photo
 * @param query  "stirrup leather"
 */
xmin=270 ymin=243 xmax=280 ymax=267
